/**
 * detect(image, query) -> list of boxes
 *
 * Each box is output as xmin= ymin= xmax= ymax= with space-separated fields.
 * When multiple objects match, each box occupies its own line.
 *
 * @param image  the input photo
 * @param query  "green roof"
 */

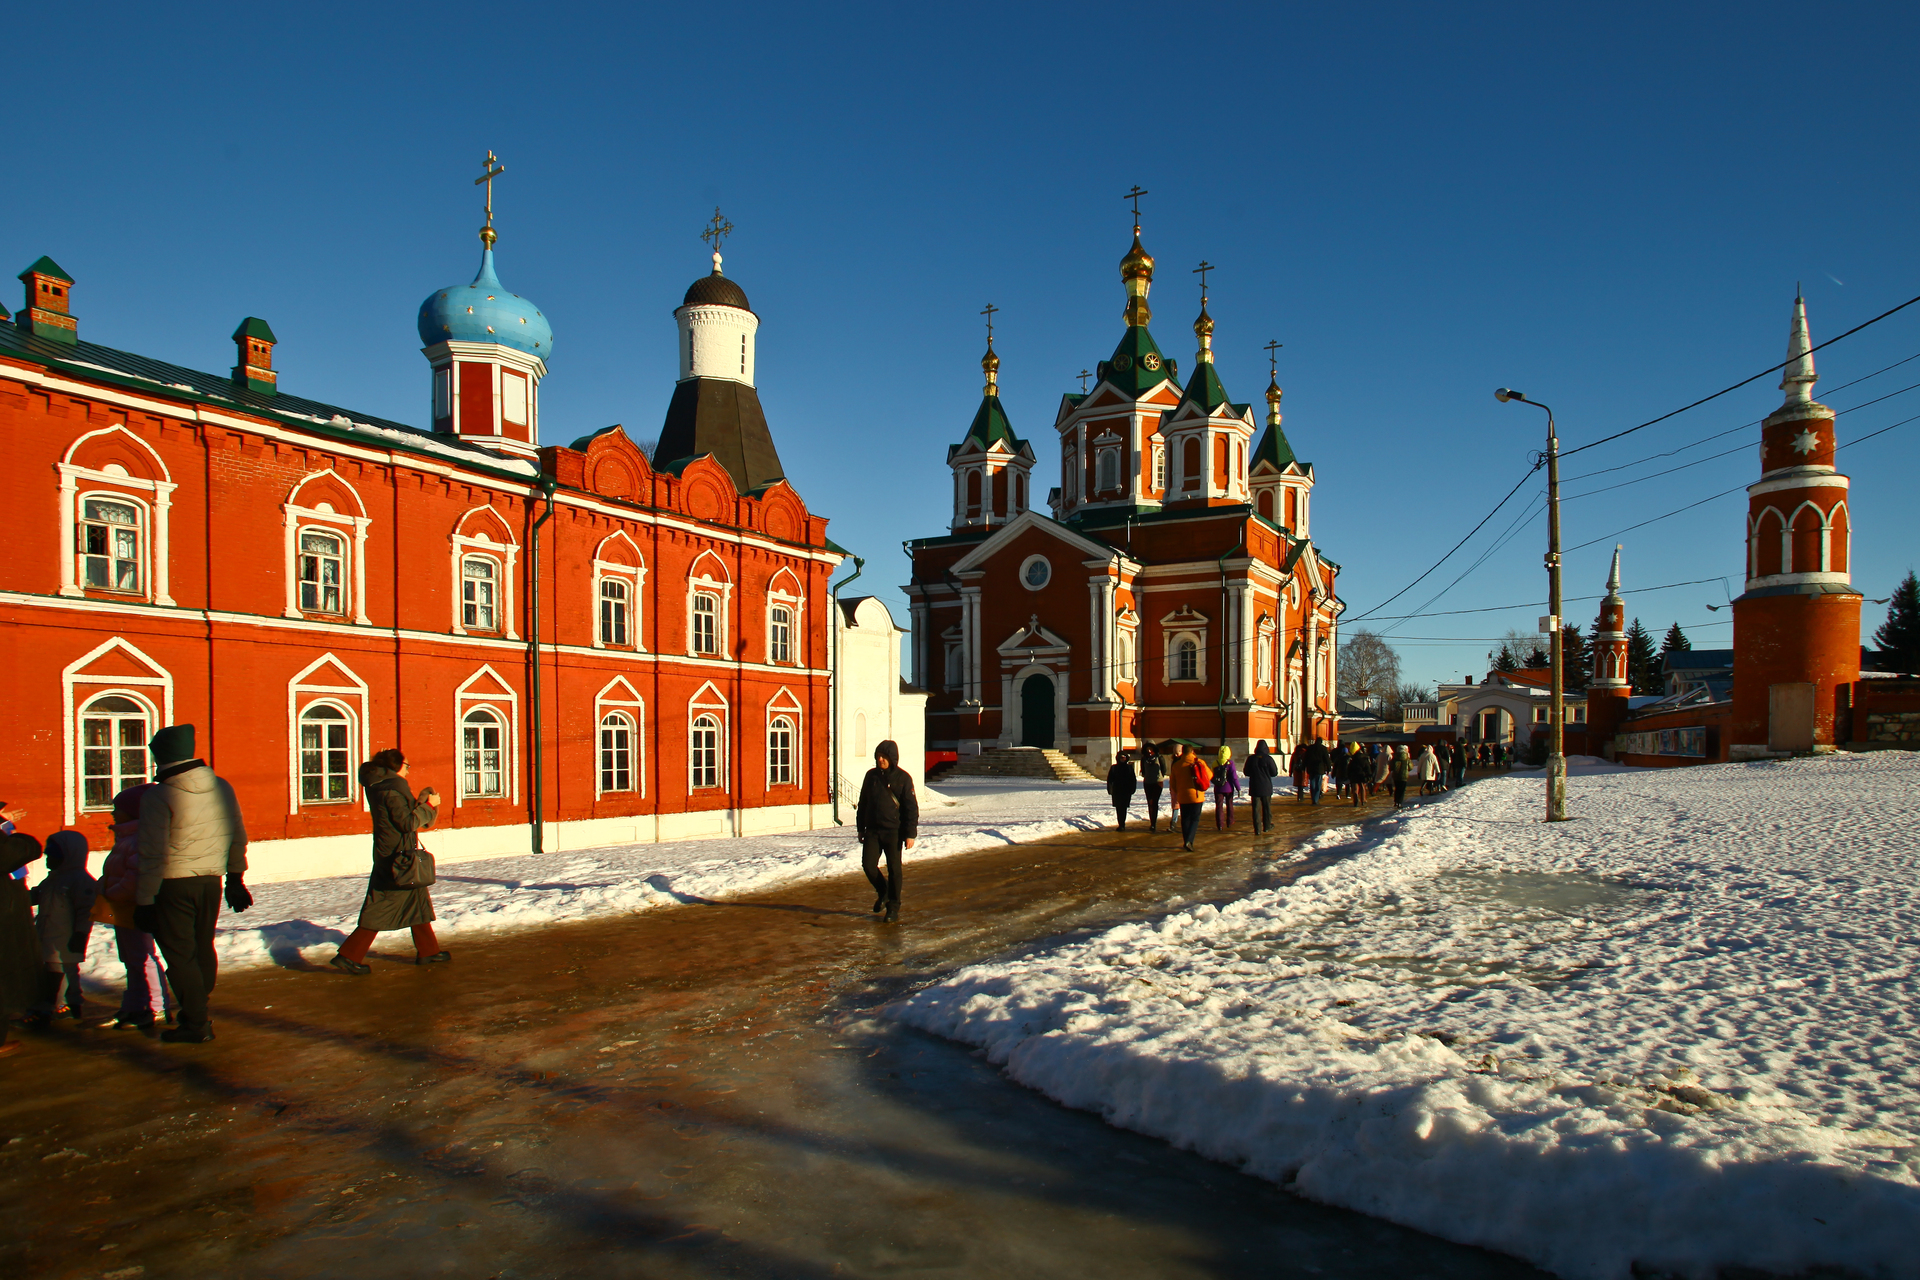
xmin=1096 ymin=325 xmax=1175 ymax=398
xmin=953 ymin=392 xmax=1025 ymax=455
xmin=231 ymin=316 xmax=277 ymax=343
xmin=1251 ymin=419 xmax=1297 ymax=470
xmin=19 ymin=255 xmax=72 ymax=284
xmin=1180 ymin=358 xmax=1230 ymax=412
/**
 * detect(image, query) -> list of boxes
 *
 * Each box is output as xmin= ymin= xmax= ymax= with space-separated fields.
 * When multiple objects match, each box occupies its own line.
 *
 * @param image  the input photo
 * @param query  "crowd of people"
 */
xmin=1104 ymin=736 xmax=1512 ymax=847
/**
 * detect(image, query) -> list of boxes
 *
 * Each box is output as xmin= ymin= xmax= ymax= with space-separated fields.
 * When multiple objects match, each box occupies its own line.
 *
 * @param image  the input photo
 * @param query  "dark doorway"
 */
xmin=1021 ymin=673 xmax=1055 ymax=748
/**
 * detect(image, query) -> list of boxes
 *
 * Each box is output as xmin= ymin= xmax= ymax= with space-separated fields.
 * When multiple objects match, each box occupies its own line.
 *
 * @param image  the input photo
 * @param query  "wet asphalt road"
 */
xmin=0 ymin=783 xmax=1549 ymax=1279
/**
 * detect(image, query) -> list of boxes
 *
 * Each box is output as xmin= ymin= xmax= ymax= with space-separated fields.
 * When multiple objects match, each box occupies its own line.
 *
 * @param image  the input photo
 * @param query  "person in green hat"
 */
xmin=132 ymin=724 xmax=251 ymax=1044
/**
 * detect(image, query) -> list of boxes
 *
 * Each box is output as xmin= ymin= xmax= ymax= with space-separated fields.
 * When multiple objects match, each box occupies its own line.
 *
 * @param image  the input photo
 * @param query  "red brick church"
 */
xmin=906 ymin=216 xmax=1344 ymax=771
xmin=0 ymin=191 xmax=838 ymax=881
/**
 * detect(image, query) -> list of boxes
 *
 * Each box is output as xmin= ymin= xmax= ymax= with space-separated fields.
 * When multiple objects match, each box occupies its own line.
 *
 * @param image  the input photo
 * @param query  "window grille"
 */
xmin=463 ymin=557 xmax=498 ymax=631
xmin=462 ymin=708 xmax=505 ymax=796
xmin=691 ymin=713 xmax=721 ymax=788
xmin=298 ymin=704 xmax=352 ymax=802
xmin=78 ymin=498 xmax=141 ymax=592
xmin=768 ymin=715 xmax=794 ymax=785
xmin=691 ymin=592 xmax=719 ymax=654
xmin=79 ymin=694 xmax=149 ymax=811
xmin=769 ymin=605 xmax=793 ymax=663
xmin=599 ymin=712 xmax=634 ymax=792
xmin=299 ymin=531 xmax=345 ymax=614
xmin=600 ymin=578 xmax=629 ymax=646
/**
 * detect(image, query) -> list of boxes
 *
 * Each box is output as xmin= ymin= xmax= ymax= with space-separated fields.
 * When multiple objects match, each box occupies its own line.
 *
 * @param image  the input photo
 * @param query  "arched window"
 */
xmin=1830 ymin=504 xmax=1850 ymax=573
xmin=1286 ymin=488 xmax=1297 ymax=527
xmin=965 ymin=470 xmax=982 ymax=514
xmin=1256 ymin=489 xmax=1273 ymax=519
xmin=945 ymin=644 xmax=964 ymax=691
xmin=769 ymin=605 xmax=793 ymax=664
xmin=461 ymin=707 xmax=506 ymax=797
xmin=1152 ymin=444 xmax=1166 ymax=491
xmin=1182 ymin=438 xmax=1201 ymax=488
xmin=768 ymin=714 xmax=796 ymax=785
xmin=1754 ymin=508 xmax=1786 ymax=577
xmin=691 ymin=591 xmax=720 ymax=654
xmin=463 ymin=556 xmax=499 ymax=631
xmin=79 ymin=694 xmax=150 ymax=811
xmin=1791 ymin=504 xmax=1825 ymax=574
xmin=690 ymin=713 xmax=721 ymax=789
xmin=600 ymin=578 xmax=629 ymax=646
xmin=1014 ymin=471 xmax=1026 ymax=511
xmin=1097 ymin=449 xmax=1119 ymax=493
xmin=78 ymin=497 xmax=143 ymax=593
xmin=599 ymin=711 xmax=634 ymax=792
xmin=298 ymin=530 xmax=346 ymax=614
xmin=854 ymin=711 xmax=868 ymax=758
xmin=1116 ymin=628 xmax=1136 ymax=683
xmin=1175 ymin=637 xmax=1199 ymax=681
xmin=1214 ymin=436 xmax=1229 ymax=487
xmin=298 ymin=703 xmax=353 ymax=802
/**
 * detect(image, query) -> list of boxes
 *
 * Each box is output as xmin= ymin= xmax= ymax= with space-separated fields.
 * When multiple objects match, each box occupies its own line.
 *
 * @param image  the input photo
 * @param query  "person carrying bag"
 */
xmin=329 ymin=749 xmax=446 ymax=974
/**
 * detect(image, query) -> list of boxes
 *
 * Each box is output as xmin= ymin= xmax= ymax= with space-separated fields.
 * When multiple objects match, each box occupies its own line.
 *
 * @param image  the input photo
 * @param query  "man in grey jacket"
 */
xmin=132 ymin=724 xmax=250 ymax=1043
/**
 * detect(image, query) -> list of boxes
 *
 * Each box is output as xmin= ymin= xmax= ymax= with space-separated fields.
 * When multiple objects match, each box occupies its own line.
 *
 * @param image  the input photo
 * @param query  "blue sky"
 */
xmin=7 ymin=2 xmax=1917 ymax=687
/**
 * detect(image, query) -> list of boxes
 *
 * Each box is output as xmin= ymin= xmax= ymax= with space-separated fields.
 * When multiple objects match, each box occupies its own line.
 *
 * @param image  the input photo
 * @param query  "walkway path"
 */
xmin=1 ymin=780 xmax=1545 ymax=1278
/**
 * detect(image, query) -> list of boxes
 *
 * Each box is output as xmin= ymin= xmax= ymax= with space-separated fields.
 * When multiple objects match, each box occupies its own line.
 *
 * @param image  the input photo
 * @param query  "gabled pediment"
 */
xmin=1159 ymin=605 xmax=1209 ymax=628
xmin=998 ymin=614 xmax=1070 ymax=653
xmin=948 ymin=509 xmax=1115 ymax=574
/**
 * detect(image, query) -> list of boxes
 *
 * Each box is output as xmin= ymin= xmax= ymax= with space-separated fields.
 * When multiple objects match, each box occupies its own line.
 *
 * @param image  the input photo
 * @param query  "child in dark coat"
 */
xmin=24 ymin=831 xmax=96 ymax=1027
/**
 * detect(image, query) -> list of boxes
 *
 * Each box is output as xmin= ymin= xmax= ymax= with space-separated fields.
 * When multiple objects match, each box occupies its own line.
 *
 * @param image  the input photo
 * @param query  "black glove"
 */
xmin=224 ymin=875 xmax=253 ymax=913
xmin=67 ymin=932 xmax=87 ymax=955
xmin=133 ymin=903 xmax=159 ymax=934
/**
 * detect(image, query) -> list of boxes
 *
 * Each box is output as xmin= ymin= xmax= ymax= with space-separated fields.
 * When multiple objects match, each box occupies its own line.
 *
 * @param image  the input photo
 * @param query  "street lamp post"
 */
xmin=1495 ymin=388 xmax=1568 ymax=822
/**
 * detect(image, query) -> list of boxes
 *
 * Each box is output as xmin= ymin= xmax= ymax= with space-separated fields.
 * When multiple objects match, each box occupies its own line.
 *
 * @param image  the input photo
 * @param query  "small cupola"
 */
xmin=17 ymin=255 xmax=77 ymax=345
xmin=231 ymin=317 xmax=279 ymax=396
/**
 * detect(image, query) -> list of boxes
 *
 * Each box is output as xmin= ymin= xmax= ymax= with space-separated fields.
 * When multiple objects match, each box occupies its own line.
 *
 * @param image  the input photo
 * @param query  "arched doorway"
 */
xmin=1021 ymin=673 xmax=1055 ymax=748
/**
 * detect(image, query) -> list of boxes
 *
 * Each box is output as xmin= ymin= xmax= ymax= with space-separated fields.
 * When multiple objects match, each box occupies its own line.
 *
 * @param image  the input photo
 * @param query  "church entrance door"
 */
xmin=1021 ymin=674 xmax=1055 ymax=748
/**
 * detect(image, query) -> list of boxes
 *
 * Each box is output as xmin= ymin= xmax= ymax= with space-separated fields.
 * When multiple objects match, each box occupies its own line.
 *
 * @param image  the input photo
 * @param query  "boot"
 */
xmin=883 ymin=903 xmax=899 ymax=924
xmin=329 ymin=954 xmax=371 ymax=976
xmin=160 ymin=1024 xmax=215 ymax=1044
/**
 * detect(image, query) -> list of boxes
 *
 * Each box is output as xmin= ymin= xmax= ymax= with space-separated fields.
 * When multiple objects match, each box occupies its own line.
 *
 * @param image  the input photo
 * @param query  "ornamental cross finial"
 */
xmin=1264 ymin=339 xmax=1283 ymax=378
xmin=1192 ymin=260 xmax=1214 ymax=302
xmin=701 ymin=206 xmax=734 ymax=269
xmin=1124 ymin=185 xmax=1149 ymax=228
xmin=474 ymin=150 xmax=506 ymax=246
xmin=980 ymin=302 xmax=998 ymax=346
xmin=1077 ymin=368 xmax=1091 ymax=393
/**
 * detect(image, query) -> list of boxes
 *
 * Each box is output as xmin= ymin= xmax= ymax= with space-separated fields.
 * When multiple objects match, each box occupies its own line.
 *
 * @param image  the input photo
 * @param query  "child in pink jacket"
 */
xmin=101 ymin=784 xmax=173 ymax=1030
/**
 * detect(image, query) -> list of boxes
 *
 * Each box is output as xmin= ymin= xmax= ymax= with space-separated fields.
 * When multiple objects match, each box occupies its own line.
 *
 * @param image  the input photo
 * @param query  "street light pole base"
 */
xmin=1546 ymin=752 xmax=1569 ymax=822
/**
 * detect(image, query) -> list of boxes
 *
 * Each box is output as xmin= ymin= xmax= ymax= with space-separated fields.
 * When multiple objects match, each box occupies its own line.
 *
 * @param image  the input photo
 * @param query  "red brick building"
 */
xmin=0 ymin=227 xmax=838 ymax=882
xmin=906 ymin=223 xmax=1344 ymax=769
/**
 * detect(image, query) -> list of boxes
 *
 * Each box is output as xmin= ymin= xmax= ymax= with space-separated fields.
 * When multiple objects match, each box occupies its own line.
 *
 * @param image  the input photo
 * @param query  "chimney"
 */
xmin=1465 ymin=674 xmax=1474 ymax=685
xmin=17 ymin=256 xmax=77 ymax=345
xmin=231 ymin=317 xmax=279 ymax=396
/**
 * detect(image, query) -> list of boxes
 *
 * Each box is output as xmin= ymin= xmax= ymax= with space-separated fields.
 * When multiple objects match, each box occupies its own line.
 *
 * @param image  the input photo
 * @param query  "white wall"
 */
xmin=836 ymin=596 xmax=928 ymax=796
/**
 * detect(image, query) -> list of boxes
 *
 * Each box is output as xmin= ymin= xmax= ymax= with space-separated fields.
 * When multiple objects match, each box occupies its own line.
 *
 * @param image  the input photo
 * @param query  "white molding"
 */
xmin=1749 ymin=471 xmax=1847 ymax=497
xmin=454 ymin=665 xmax=521 ymax=807
xmin=591 ymin=551 xmax=648 ymax=651
xmin=61 ymin=637 xmax=175 ymax=826
xmin=58 ymin=427 xmax=178 ymax=606
xmin=283 ymin=470 xmax=372 ymax=625
xmin=593 ymin=676 xmax=648 ymax=800
xmin=286 ymin=652 xmax=370 ymax=815
xmin=766 ymin=685 xmax=804 ymax=791
xmin=688 ymin=680 xmax=731 ymax=793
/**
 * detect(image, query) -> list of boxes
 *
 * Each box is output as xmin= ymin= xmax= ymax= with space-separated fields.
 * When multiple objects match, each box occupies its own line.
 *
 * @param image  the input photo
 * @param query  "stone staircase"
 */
xmin=939 ymin=746 xmax=1100 ymax=782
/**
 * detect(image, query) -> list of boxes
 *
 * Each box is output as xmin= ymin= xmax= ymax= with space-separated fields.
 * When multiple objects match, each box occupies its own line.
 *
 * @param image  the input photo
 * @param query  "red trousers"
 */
xmin=338 ymin=924 xmax=439 ymax=963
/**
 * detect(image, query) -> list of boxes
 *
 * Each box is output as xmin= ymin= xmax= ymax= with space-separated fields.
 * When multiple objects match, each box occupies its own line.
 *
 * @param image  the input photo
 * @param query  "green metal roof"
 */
xmin=230 ymin=316 xmax=278 ymax=343
xmin=19 ymin=255 xmax=72 ymax=284
xmin=1180 ymin=358 xmax=1230 ymax=412
xmin=1251 ymin=419 xmax=1298 ymax=470
xmin=953 ymin=392 xmax=1025 ymax=455
xmin=1096 ymin=325 xmax=1175 ymax=398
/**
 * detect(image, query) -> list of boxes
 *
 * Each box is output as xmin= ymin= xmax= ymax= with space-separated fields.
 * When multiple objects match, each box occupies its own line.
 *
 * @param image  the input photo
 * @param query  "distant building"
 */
xmin=834 ymin=595 xmax=928 ymax=795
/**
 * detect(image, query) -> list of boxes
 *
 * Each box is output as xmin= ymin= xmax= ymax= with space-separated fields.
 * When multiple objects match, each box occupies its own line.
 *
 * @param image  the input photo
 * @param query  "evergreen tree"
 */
xmin=1560 ymin=623 xmax=1589 ymax=692
xmin=1625 ymin=618 xmax=1661 ymax=694
xmin=1873 ymin=571 xmax=1920 ymax=673
xmin=1492 ymin=644 xmax=1519 ymax=673
xmin=1661 ymin=622 xmax=1691 ymax=654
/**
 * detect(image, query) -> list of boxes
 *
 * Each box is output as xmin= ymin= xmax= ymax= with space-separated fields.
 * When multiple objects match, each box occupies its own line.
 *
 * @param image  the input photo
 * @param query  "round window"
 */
xmin=1021 ymin=556 xmax=1051 ymax=590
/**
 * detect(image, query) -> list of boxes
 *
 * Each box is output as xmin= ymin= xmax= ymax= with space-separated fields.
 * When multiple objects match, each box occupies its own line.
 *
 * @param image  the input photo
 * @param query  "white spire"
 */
xmin=1779 ymin=289 xmax=1817 ymax=406
xmin=1607 ymin=544 xmax=1623 ymax=595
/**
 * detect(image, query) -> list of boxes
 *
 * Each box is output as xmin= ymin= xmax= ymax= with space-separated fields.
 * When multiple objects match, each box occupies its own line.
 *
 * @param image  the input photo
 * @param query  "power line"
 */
xmin=1355 ymin=575 xmax=1728 ymax=623
xmin=1341 ymin=462 xmax=1541 ymax=624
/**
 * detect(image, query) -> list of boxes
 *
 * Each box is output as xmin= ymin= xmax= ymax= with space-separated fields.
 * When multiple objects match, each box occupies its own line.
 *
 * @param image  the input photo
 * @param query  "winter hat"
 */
xmin=111 ymin=784 xmax=149 ymax=825
xmin=1217 ymin=746 xmax=1233 ymax=765
xmin=149 ymin=724 xmax=196 ymax=767
xmin=2 ymin=831 xmax=42 ymax=877
xmin=43 ymin=829 xmax=89 ymax=869
xmin=874 ymin=739 xmax=900 ymax=767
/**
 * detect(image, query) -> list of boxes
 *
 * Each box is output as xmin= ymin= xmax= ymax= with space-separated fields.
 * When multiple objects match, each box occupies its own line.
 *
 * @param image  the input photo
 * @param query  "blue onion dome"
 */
xmin=416 ymin=250 xmax=553 ymax=358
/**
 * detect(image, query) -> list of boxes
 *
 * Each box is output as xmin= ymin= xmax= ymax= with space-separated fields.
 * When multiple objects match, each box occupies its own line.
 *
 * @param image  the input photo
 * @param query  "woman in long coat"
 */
xmin=329 ymin=749 xmax=445 ymax=974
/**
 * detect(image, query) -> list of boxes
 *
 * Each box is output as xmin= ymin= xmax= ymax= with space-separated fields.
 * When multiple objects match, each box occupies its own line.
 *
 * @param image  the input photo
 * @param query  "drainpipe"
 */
xmin=828 ymin=555 xmax=865 ymax=826
xmin=528 ymin=477 xmax=557 ymax=854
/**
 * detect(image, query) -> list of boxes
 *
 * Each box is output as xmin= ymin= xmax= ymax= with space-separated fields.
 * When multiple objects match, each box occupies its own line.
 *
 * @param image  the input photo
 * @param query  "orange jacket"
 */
xmin=1171 ymin=754 xmax=1213 ymax=805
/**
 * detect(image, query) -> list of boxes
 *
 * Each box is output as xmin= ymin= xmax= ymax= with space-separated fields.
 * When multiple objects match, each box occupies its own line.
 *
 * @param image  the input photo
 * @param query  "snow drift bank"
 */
xmin=75 ymin=778 xmax=1108 ymax=975
xmin=889 ymin=753 xmax=1920 ymax=1280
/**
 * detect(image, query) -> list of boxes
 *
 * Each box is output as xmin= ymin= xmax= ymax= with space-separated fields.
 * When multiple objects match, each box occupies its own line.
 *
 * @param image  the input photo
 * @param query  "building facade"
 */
xmin=906 ymin=222 xmax=1344 ymax=771
xmin=0 ymin=219 xmax=838 ymax=882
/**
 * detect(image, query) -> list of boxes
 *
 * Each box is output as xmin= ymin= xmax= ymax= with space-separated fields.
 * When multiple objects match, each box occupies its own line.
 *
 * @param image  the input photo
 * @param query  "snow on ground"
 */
xmin=888 ymin=753 xmax=1920 ymax=1280
xmin=74 ymin=777 xmax=1108 ymax=976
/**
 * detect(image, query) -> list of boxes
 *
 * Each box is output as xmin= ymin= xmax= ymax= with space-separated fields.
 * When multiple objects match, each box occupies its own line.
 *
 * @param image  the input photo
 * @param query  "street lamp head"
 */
xmin=1495 ymin=388 xmax=1522 ymax=404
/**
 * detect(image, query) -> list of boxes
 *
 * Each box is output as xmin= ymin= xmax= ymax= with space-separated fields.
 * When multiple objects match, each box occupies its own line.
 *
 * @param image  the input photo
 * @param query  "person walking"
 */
xmin=1244 ymin=740 xmax=1278 ymax=834
xmin=0 ymin=832 xmax=44 ymax=1058
xmin=1372 ymin=743 xmax=1393 ymax=798
xmin=1304 ymin=737 xmax=1332 ymax=806
xmin=1453 ymin=742 xmax=1469 ymax=788
xmin=1171 ymin=746 xmax=1212 ymax=852
xmin=1414 ymin=745 xmax=1440 ymax=796
xmin=98 ymin=784 xmax=173 ymax=1030
xmin=1330 ymin=742 xmax=1349 ymax=800
xmin=22 ymin=831 xmax=95 ymax=1028
xmin=1348 ymin=744 xmax=1370 ymax=806
xmin=133 ymin=726 xmax=250 ymax=1045
xmin=1434 ymin=741 xmax=1452 ymax=791
xmin=1139 ymin=745 xmax=1165 ymax=833
xmin=1106 ymin=752 xmax=1138 ymax=831
xmin=1212 ymin=747 xmax=1240 ymax=829
xmin=1288 ymin=740 xmax=1309 ymax=803
xmin=855 ymin=740 xmax=918 ymax=924
xmin=1389 ymin=745 xmax=1413 ymax=808
xmin=330 ymin=749 xmax=445 ymax=974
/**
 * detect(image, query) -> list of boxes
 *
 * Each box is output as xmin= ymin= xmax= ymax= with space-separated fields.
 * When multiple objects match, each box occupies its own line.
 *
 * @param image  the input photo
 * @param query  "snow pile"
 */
xmin=76 ymin=777 xmax=1106 ymax=975
xmin=889 ymin=753 xmax=1920 ymax=1280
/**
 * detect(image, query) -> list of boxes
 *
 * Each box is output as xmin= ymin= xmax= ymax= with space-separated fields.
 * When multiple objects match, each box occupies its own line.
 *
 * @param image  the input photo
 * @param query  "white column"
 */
xmin=152 ymin=481 xmax=177 ymax=607
xmin=961 ymin=586 xmax=983 ymax=706
xmin=350 ymin=513 xmax=370 ymax=625
xmin=57 ymin=471 xmax=80 ymax=597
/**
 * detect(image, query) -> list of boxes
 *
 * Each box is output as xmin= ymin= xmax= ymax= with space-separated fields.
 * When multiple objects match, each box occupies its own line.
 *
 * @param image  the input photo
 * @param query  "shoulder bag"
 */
xmin=389 ymin=832 xmax=437 ymax=889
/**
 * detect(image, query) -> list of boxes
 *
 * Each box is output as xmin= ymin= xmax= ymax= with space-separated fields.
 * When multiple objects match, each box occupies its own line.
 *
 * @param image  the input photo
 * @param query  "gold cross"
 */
xmin=701 ymin=207 xmax=734 ymax=254
xmin=1124 ymin=185 xmax=1149 ymax=224
xmin=1264 ymin=339 xmax=1283 ymax=377
xmin=474 ymin=151 xmax=505 ymax=241
xmin=1192 ymin=260 xmax=1214 ymax=301
xmin=980 ymin=302 xmax=998 ymax=344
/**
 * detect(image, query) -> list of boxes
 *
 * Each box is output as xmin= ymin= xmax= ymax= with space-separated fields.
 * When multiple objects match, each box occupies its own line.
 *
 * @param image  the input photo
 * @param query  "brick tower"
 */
xmin=1729 ymin=293 xmax=1861 ymax=756
xmin=1585 ymin=544 xmax=1634 ymax=746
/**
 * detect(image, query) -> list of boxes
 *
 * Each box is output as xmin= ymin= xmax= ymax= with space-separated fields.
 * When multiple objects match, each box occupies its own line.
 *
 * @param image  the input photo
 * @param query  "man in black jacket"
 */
xmin=1105 ymin=752 xmax=1138 ymax=830
xmin=855 ymin=740 xmax=919 ymax=924
xmin=1304 ymin=738 xmax=1333 ymax=806
xmin=1243 ymin=740 xmax=1279 ymax=834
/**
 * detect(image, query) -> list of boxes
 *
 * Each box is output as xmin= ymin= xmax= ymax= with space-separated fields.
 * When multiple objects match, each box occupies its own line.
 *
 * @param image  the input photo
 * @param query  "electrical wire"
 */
xmin=1340 ymin=461 xmax=1541 ymax=624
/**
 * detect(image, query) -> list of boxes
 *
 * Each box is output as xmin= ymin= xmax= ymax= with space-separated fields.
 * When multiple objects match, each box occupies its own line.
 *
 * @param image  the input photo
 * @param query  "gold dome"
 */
xmin=981 ymin=344 xmax=1000 ymax=395
xmin=1120 ymin=231 xmax=1155 ymax=282
xmin=1266 ymin=374 xmax=1283 ymax=424
xmin=1193 ymin=303 xmax=1214 ymax=362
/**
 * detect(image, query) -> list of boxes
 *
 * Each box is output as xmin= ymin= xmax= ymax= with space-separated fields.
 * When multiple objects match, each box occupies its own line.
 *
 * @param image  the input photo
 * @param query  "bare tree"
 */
xmin=1338 ymin=629 xmax=1401 ymax=707
xmin=634 ymin=435 xmax=659 ymax=462
xmin=1379 ymin=681 xmax=1435 ymax=722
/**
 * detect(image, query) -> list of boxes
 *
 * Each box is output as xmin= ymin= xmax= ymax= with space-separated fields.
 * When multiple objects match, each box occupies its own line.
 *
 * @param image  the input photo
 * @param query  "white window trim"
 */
xmin=286 ymin=652 xmax=370 ymax=814
xmin=73 ymin=488 xmax=154 ymax=600
xmin=450 ymin=509 xmax=521 ymax=639
xmin=58 ymin=427 xmax=177 ymax=606
xmin=1160 ymin=610 xmax=1210 ymax=684
xmin=1257 ymin=616 xmax=1276 ymax=689
xmin=1019 ymin=554 xmax=1052 ymax=592
xmin=282 ymin=471 xmax=371 ymax=625
xmin=687 ymin=576 xmax=734 ymax=657
xmin=292 ymin=522 xmax=353 ymax=618
xmin=62 ymin=637 xmax=175 ymax=826
xmin=689 ymin=680 xmax=730 ymax=791
xmin=454 ymin=665 xmax=521 ymax=806
xmin=766 ymin=571 xmax=806 ymax=665
xmin=594 ymin=676 xmax=648 ymax=799
xmin=592 ymin=558 xmax=648 ymax=650
xmin=767 ymin=688 xmax=804 ymax=790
